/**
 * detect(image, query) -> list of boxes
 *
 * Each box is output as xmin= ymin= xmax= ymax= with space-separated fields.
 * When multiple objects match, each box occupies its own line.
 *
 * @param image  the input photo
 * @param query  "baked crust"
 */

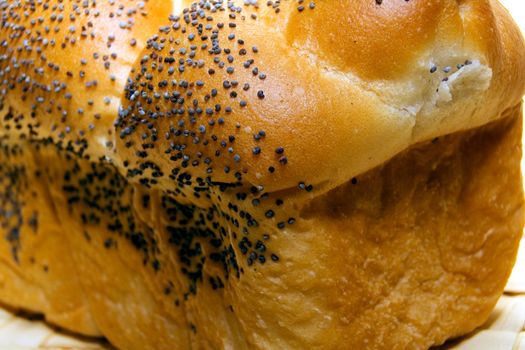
xmin=1 ymin=0 xmax=524 ymax=193
xmin=0 ymin=1 xmax=524 ymax=349
xmin=0 ymin=106 xmax=521 ymax=349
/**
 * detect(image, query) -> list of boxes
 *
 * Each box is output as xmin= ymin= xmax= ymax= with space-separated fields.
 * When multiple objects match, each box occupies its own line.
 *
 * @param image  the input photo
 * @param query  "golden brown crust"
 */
xmin=0 ymin=140 xmax=100 ymax=335
xmin=294 ymin=106 xmax=523 ymax=349
xmin=1 ymin=0 xmax=524 ymax=194
xmin=0 ymin=0 xmax=175 ymax=157
xmin=108 ymin=0 xmax=525 ymax=199
xmin=0 ymin=105 xmax=521 ymax=350
xmin=0 ymin=1 xmax=524 ymax=349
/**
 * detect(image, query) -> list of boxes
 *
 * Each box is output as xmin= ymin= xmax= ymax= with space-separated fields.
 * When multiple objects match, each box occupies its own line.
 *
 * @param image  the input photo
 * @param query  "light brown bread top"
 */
xmin=1 ymin=0 xmax=524 ymax=198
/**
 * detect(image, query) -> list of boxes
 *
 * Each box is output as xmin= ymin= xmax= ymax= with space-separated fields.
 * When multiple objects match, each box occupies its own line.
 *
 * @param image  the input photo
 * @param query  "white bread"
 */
xmin=0 ymin=0 xmax=524 ymax=349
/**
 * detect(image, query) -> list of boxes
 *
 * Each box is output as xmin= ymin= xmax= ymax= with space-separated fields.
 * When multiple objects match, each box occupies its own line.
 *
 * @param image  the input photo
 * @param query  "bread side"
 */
xmin=0 ymin=106 xmax=520 ymax=349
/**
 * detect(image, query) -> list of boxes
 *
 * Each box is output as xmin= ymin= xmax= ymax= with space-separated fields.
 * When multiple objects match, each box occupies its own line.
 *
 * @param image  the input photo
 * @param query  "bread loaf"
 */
xmin=0 ymin=0 xmax=524 ymax=349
